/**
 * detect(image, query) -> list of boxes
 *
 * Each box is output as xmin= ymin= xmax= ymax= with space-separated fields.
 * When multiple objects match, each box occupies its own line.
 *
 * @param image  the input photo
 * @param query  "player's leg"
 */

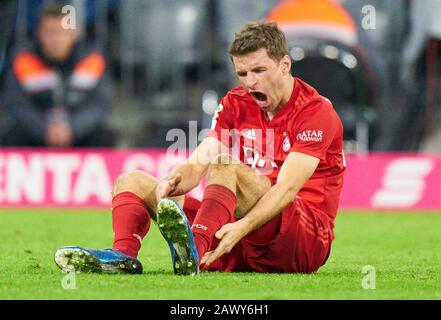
xmin=205 ymin=153 xmax=272 ymax=218
xmin=240 ymin=198 xmax=333 ymax=273
xmin=198 ymin=156 xmax=333 ymax=274
xmin=112 ymin=170 xmax=185 ymax=220
xmin=54 ymin=170 xmax=185 ymax=274
xmin=110 ymin=170 xmax=183 ymax=257
xmin=155 ymin=153 xmax=272 ymax=275
xmin=113 ymin=171 xmax=203 ymax=276
xmin=190 ymin=153 xmax=273 ymax=271
xmin=283 ymin=199 xmax=333 ymax=273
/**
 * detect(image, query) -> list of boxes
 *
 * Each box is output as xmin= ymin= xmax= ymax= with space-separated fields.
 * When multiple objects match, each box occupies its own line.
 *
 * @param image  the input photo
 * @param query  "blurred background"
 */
xmin=0 ymin=0 xmax=440 ymax=153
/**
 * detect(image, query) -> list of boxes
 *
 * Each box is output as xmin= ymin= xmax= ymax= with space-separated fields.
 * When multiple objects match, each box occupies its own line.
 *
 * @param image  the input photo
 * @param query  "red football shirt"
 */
xmin=208 ymin=77 xmax=345 ymax=224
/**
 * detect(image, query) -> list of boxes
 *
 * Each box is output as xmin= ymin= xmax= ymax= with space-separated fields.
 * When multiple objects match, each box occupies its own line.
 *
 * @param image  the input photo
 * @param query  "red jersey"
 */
xmin=208 ymin=77 xmax=345 ymax=224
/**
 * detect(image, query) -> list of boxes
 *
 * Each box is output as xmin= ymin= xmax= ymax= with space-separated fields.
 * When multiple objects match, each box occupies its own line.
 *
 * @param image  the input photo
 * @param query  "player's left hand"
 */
xmin=200 ymin=220 xmax=250 ymax=266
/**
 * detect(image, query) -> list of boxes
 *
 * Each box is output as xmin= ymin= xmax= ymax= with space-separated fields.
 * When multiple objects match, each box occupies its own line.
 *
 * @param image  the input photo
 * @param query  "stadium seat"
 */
xmin=341 ymin=0 xmax=410 ymax=150
xmin=119 ymin=0 xmax=210 ymax=146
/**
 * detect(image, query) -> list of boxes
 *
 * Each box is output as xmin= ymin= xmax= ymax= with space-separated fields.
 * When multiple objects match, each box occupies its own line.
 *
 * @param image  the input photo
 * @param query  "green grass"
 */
xmin=0 ymin=208 xmax=441 ymax=299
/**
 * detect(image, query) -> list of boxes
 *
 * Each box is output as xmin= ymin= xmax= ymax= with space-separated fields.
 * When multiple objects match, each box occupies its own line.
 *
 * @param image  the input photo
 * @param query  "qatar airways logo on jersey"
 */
xmin=296 ymin=130 xmax=323 ymax=142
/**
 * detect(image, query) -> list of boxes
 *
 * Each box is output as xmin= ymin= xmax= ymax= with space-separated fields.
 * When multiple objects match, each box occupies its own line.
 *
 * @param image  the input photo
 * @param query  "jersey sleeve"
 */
xmin=207 ymin=95 xmax=235 ymax=147
xmin=290 ymin=99 xmax=341 ymax=161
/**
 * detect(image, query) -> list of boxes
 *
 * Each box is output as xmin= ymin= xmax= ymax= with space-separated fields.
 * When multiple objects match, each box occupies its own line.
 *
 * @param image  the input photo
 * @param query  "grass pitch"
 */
xmin=0 ymin=208 xmax=440 ymax=300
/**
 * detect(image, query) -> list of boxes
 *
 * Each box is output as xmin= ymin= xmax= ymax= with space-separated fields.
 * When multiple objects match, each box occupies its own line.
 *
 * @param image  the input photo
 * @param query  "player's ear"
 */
xmin=281 ymin=55 xmax=291 ymax=75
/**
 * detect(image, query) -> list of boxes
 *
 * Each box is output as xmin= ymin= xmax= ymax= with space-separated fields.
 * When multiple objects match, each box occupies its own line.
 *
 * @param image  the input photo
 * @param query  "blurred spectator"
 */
xmin=20 ymin=0 xmax=121 ymax=44
xmin=1 ymin=1 xmax=115 ymax=147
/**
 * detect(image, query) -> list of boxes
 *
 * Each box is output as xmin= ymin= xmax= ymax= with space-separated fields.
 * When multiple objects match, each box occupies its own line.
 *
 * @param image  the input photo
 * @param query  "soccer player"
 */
xmin=54 ymin=21 xmax=345 ymax=275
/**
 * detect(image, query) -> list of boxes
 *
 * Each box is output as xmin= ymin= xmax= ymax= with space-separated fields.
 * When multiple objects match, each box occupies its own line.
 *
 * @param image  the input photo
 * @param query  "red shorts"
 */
xmin=183 ymin=196 xmax=334 ymax=274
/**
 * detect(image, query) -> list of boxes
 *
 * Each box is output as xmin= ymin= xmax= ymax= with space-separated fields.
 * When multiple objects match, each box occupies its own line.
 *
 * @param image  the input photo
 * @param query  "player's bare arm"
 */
xmin=155 ymin=137 xmax=228 ymax=201
xmin=201 ymin=152 xmax=320 ymax=266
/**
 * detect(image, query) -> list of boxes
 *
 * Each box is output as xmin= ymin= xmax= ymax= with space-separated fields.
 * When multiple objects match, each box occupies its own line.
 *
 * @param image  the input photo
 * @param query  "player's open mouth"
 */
xmin=250 ymin=91 xmax=269 ymax=108
xmin=251 ymin=91 xmax=267 ymax=102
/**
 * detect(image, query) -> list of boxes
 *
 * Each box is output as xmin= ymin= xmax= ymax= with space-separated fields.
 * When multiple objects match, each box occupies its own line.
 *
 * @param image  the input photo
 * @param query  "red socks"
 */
xmin=112 ymin=192 xmax=150 ymax=258
xmin=191 ymin=184 xmax=237 ymax=261
xmin=111 ymin=186 xmax=237 ymax=262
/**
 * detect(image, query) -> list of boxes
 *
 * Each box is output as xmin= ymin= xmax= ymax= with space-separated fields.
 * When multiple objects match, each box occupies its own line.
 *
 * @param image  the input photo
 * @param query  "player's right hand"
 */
xmin=155 ymin=174 xmax=183 ymax=202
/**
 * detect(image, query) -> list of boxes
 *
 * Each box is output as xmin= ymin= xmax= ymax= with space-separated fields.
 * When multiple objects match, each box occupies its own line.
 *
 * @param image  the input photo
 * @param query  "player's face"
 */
xmin=232 ymin=48 xmax=292 ymax=115
xmin=37 ymin=17 xmax=79 ymax=62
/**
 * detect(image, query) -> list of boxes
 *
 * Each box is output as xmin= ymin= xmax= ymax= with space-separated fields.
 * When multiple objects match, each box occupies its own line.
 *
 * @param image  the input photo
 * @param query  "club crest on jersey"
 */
xmin=282 ymin=136 xmax=291 ymax=152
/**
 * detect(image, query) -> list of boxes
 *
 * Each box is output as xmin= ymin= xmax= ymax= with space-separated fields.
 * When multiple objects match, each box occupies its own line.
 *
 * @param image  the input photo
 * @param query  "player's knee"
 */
xmin=113 ymin=170 xmax=157 ymax=197
xmin=211 ymin=154 xmax=239 ymax=170
xmin=207 ymin=154 xmax=238 ymax=181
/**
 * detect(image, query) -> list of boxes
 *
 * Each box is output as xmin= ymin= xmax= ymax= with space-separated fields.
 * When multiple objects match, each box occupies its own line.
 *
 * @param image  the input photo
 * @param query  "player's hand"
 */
xmin=155 ymin=174 xmax=183 ymax=202
xmin=200 ymin=220 xmax=250 ymax=266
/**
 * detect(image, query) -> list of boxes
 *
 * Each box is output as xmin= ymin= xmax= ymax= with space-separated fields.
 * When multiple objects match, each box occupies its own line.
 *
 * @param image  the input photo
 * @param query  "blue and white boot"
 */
xmin=156 ymin=198 xmax=199 ymax=276
xmin=54 ymin=247 xmax=143 ymax=274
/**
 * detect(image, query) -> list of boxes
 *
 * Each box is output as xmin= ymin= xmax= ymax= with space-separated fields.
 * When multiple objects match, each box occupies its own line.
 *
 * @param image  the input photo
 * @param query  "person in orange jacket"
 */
xmin=2 ymin=1 xmax=114 ymax=147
